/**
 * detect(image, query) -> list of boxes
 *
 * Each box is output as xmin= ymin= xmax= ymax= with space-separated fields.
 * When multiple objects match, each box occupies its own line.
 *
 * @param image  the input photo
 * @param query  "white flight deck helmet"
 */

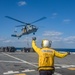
xmin=41 ymin=40 xmax=52 ymax=48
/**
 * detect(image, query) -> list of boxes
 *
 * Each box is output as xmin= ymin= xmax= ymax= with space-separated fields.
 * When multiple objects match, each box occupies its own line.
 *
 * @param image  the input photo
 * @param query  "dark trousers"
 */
xmin=39 ymin=70 xmax=53 ymax=75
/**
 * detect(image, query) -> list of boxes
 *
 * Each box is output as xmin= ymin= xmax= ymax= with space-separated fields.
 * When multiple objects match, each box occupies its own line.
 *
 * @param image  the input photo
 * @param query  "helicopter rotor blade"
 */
xmin=5 ymin=16 xmax=26 ymax=24
xmin=30 ymin=17 xmax=47 ymax=24
xmin=16 ymin=25 xmax=26 ymax=27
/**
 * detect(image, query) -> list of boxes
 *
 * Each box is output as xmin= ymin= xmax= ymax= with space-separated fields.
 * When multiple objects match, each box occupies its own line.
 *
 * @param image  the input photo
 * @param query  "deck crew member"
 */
xmin=32 ymin=37 xmax=70 ymax=75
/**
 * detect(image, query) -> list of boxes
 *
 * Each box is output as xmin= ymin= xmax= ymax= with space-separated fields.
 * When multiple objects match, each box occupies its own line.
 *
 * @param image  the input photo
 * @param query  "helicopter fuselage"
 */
xmin=21 ymin=25 xmax=38 ymax=34
xmin=5 ymin=16 xmax=46 ymax=39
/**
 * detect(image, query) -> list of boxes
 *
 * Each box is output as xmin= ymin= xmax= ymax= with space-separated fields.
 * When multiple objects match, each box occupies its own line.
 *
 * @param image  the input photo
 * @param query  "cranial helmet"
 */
xmin=41 ymin=40 xmax=52 ymax=48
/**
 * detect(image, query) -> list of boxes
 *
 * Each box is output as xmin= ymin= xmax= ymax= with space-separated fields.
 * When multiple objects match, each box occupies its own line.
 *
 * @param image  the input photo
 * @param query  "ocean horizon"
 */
xmin=16 ymin=47 xmax=75 ymax=52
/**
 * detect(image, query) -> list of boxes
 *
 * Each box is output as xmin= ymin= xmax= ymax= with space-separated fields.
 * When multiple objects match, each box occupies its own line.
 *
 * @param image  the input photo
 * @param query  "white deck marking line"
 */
xmin=61 ymin=65 xmax=75 ymax=68
xmin=53 ymin=72 xmax=62 ymax=75
xmin=55 ymin=64 xmax=75 ymax=68
xmin=3 ymin=53 xmax=37 ymax=67
xmin=0 ymin=60 xmax=24 ymax=63
xmin=3 ymin=71 xmax=19 ymax=74
xmin=22 ymin=69 xmax=35 ymax=72
xmin=55 ymin=67 xmax=61 ymax=69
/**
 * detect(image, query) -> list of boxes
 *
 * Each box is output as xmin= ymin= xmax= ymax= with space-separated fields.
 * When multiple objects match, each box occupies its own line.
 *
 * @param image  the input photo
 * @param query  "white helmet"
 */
xmin=41 ymin=40 xmax=52 ymax=48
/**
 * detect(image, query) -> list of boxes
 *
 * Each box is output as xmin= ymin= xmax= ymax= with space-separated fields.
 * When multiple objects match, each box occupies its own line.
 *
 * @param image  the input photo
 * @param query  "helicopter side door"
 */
xmin=26 ymin=25 xmax=33 ymax=33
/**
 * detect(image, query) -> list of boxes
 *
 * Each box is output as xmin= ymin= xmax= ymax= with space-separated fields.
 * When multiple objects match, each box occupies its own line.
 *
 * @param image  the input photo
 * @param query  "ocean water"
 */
xmin=16 ymin=47 xmax=75 ymax=52
xmin=16 ymin=48 xmax=23 ymax=50
xmin=53 ymin=48 xmax=75 ymax=52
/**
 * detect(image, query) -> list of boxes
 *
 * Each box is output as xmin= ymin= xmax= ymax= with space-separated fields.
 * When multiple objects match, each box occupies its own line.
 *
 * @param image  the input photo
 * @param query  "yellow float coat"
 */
xmin=32 ymin=40 xmax=68 ymax=70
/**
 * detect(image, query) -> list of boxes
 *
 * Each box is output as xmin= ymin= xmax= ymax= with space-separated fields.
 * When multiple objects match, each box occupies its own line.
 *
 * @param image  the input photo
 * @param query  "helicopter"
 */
xmin=5 ymin=16 xmax=46 ymax=39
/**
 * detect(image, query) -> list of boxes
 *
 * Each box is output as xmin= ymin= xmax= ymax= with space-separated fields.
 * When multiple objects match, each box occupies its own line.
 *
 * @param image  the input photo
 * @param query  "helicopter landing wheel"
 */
xmin=33 ymin=33 xmax=35 ymax=35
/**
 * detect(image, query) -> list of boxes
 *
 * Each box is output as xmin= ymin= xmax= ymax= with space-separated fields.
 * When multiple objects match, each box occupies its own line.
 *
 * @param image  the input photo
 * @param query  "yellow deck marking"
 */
xmin=15 ymin=73 xmax=26 ymax=75
xmin=68 ymin=68 xmax=75 ymax=70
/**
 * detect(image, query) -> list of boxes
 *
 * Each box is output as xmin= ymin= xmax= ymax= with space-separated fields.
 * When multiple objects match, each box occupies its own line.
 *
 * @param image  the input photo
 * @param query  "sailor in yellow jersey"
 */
xmin=32 ymin=37 xmax=70 ymax=75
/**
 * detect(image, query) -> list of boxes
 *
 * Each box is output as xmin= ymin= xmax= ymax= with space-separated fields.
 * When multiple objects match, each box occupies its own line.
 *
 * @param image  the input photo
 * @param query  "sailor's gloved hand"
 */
xmin=67 ymin=52 xmax=70 ymax=55
xmin=32 ymin=37 xmax=36 ymax=40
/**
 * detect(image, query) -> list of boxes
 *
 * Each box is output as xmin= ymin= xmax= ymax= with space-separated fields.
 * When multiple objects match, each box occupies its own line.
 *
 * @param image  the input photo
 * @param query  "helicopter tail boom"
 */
xmin=11 ymin=34 xmax=22 ymax=39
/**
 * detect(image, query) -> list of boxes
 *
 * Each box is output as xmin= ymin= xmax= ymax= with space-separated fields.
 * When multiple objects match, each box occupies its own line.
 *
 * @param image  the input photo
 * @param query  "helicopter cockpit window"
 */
xmin=27 ymin=25 xmax=32 ymax=31
xmin=32 ymin=25 xmax=36 ymax=28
